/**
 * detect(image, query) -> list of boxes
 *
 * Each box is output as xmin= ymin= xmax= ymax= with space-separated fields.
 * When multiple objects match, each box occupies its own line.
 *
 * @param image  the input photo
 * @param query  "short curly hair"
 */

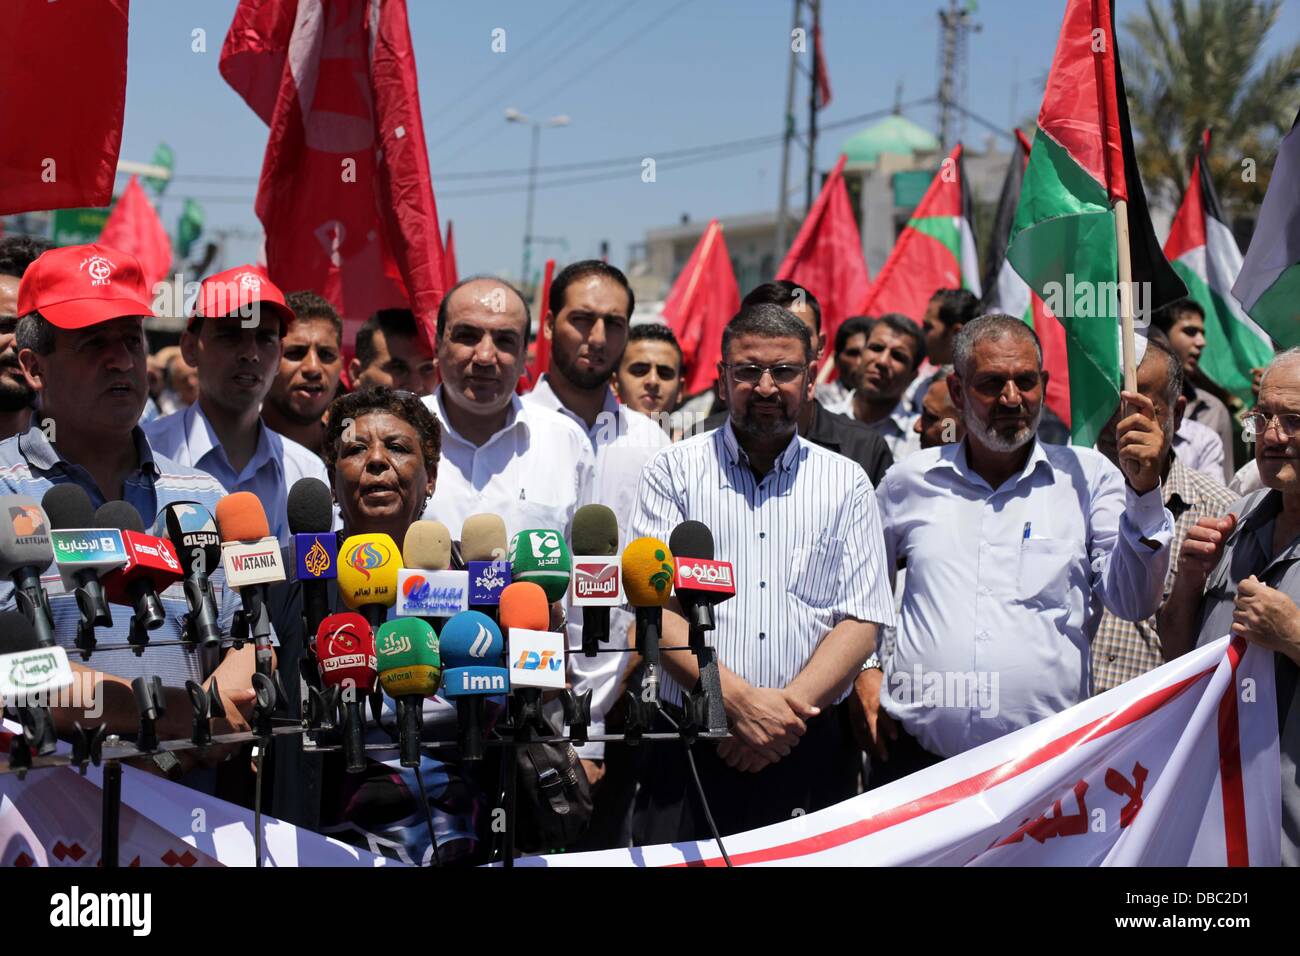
xmin=322 ymin=386 xmax=441 ymax=477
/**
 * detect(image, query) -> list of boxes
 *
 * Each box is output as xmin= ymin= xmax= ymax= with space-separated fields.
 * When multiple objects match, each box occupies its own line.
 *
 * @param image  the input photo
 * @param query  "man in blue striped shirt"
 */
xmin=628 ymin=303 xmax=896 ymax=841
xmin=3 ymin=243 xmax=262 ymax=783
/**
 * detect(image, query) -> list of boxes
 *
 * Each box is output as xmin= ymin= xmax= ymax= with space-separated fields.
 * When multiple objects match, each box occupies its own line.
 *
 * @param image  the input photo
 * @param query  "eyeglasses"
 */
xmin=1243 ymin=411 xmax=1300 ymax=441
xmin=722 ymin=363 xmax=808 ymax=385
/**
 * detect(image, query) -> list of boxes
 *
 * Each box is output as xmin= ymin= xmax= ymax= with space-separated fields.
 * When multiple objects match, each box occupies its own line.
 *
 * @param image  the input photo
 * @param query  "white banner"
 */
xmin=528 ymin=636 xmax=1281 ymax=866
xmin=0 ymin=730 xmax=399 ymax=867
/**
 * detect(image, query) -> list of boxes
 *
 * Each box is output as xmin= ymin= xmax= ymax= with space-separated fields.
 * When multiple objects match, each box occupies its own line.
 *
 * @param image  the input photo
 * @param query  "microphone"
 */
xmin=0 ymin=609 xmax=69 ymax=756
xmin=501 ymin=581 xmax=560 ymax=742
xmin=569 ymin=504 xmax=621 ymax=657
xmin=337 ymin=532 xmax=401 ymax=630
xmin=215 ymin=493 xmax=286 ymax=678
xmin=462 ymin=514 xmax=510 ymax=616
xmin=398 ymin=521 xmax=468 ymax=619
xmin=98 ymin=501 xmax=183 ymax=652
xmin=316 ymin=611 xmax=376 ymax=773
xmin=438 ymin=609 xmax=505 ymax=761
xmin=154 ymin=501 xmax=223 ymax=649
xmin=669 ymin=521 xmax=735 ymax=650
xmin=375 ymin=617 xmax=441 ymax=768
xmin=43 ymin=484 xmax=124 ymax=656
xmin=288 ymin=477 xmax=337 ymax=639
xmin=622 ymin=536 xmax=675 ymax=705
xmin=0 ymin=495 xmax=56 ymax=648
xmin=507 ymin=528 xmax=572 ymax=603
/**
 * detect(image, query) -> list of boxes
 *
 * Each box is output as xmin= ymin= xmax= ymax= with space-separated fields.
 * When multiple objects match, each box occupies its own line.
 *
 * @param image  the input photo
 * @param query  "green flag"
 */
xmin=145 ymin=142 xmax=174 ymax=196
xmin=176 ymin=199 xmax=204 ymax=258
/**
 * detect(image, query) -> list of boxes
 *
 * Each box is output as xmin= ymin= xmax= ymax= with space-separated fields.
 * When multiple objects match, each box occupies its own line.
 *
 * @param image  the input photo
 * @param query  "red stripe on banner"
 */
xmin=678 ymin=660 xmax=1220 ymax=867
xmin=1215 ymin=636 xmax=1250 ymax=866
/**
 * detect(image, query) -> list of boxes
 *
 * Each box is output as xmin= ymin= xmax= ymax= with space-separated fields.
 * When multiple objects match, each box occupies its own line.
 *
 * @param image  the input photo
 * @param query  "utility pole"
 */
xmin=805 ymin=0 xmax=822 ymax=212
xmin=506 ymin=108 xmax=570 ymax=290
xmin=774 ymin=0 xmax=803 ymax=261
xmin=936 ymin=0 xmax=980 ymax=152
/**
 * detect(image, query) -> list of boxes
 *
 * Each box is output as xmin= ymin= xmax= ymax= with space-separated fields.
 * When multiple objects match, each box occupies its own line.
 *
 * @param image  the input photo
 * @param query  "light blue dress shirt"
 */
xmin=143 ymin=402 xmax=329 ymax=545
xmin=876 ymin=438 xmax=1174 ymax=758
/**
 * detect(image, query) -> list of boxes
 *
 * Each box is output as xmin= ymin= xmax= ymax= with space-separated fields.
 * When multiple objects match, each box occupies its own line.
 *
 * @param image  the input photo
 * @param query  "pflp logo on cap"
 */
xmin=79 ymin=254 xmax=115 ymax=287
xmin=237 ymin=271 xmax=262 ymax=292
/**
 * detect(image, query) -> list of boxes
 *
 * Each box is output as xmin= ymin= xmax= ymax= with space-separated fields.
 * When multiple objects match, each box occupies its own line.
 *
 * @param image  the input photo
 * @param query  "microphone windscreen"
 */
xmin=42 ymin=484 xmax=95 ymax=530
xmin=215 ymin=492 xmax=271 ymax=542
xmin=403 ymin=521 xmax=451 ymax=570
xmin=0 ymin=609 xmax=39 ymax=652
xmin=315 ymin=612 xmax=377 ymax=691
xmin=439 ymin=610 xmax=503 ymax=669
xmin=498 ymin=581 xmax=549 ymax=631
xmin=571 ymin=504 xmax=619 ymax=556
xmin=154 ymin=502 xmax=221 ymax=568
xmin=375 ymin=618 xmax=442 ymax=696
xmin=94 ymin=500 xmax=145 ymax=534
xmin=287 ymin=477 xmax=334 ymax=535
xmin=508 ymin=529 xmax=571 ymax=603
xmin=621 ymin=537 xmax=675 ymax=607
xmin=461 ymin=514 xmax=506 ymax=562
xmin=669 ymin=520 xmax=714 ymax=560
xmin=337 ymin=533 xmax=401 ymax=609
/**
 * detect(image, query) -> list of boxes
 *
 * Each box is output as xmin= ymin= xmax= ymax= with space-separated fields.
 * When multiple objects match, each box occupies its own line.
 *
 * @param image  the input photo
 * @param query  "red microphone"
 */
xmin=316 ymin=612 xmax=377 ymax=773
xmin=96 ymin=501 xmax=184 ymax=652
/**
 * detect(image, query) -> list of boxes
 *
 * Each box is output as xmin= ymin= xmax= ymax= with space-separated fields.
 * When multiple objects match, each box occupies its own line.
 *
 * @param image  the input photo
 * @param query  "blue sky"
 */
xmin=119 ymin=0 xmax=1300 ymax=283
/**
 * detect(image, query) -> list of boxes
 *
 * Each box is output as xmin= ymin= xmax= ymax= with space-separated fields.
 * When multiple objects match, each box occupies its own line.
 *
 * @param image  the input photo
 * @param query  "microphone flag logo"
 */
xmin=9 ymin=505 xmax=46 ymax=540
xmin=304 ymin=538 xmax=332 ymax=577
xmin=469 ymin=623 xmax=493 ymax=658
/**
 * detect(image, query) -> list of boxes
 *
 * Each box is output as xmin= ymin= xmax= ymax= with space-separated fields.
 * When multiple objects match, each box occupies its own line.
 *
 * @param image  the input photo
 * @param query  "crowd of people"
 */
xmin=1 ymin=234 xmax=1297 ymax=865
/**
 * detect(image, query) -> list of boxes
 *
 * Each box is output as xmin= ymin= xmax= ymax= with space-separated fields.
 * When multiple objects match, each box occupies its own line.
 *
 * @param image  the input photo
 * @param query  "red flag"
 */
xmin=813 ymin=25 xmax=832 ymax=110
xmin=776 ymin=154 xmax=870 ymax=364
xmin=220 ymin=0 xmax=445 ymax=352
xmin=664 ymin=220 xmax=741 ymax=395
xmin=443 ymin=221 xmax=459 ymax=291
xmin=98 ymin=177 xmax=173 ymax=290
xmin=0 ymin=1 xmax=127 ymax=215
xmin=524 ymin=258 xmax=557 ymax=390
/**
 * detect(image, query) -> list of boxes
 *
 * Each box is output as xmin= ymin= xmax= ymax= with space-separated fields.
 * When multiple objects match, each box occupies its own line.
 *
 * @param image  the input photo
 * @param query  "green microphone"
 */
xmin=375 ymin=618 xmax=441 ymax=768
xmin=507 ymin=529 xmax=572 ymax=603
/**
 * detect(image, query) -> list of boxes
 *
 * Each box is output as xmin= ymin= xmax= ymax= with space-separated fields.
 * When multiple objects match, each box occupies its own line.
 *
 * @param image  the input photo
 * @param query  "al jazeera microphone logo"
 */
xmin=304 ymin=538 xmax=332 ymax=577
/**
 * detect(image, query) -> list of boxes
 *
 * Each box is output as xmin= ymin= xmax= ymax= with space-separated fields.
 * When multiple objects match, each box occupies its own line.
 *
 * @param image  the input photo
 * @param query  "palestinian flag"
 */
xmin=1006 ymin=0 xmax=1185 ymax=447
xmin=1165 ymin=131 xmax=1274 ymax=404
xmin=1232 ymin=109 xmax=1300 ymax=350
xmin=982 ymin=130 xmax=1072 ymax=428
xmin=859 ymin=142 xmax=981 ymax=324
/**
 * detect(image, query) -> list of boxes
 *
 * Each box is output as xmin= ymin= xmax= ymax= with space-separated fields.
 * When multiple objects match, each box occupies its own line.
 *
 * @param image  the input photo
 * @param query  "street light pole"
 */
xmin=507 ymin=108 xmax=570 ymax=289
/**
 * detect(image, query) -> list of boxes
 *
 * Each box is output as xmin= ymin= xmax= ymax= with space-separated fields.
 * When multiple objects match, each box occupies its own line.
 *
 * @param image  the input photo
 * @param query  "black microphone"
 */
xmin=0 ymin=609 xmax=67 ymax=755
xmin=668 ymin=521 xmax=737 ymax=646
xmin=0 ymin=494 xmax=57 ymax=648
xmin=43 ymin=484 xmax=121 ymax=656
xmin=288 ymin=477 xmax=337 ymax=648
xmin=155 ymin=502 xmax=223 ymax=648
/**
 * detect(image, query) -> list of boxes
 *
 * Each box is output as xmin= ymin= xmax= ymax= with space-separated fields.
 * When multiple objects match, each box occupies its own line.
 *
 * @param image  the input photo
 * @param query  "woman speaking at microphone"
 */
xmin=266 ymin=385 xmax=484 ymax=866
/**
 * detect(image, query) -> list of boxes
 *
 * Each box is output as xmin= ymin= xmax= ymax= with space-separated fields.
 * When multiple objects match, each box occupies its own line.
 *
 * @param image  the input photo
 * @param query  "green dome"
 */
xmin=841 ymin=115 xmax=939 ymax=164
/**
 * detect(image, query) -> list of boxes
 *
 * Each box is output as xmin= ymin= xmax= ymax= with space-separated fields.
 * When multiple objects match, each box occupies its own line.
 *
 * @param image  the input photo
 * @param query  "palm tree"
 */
xmin=1122 ymin=0 xmax=1300 ymax=217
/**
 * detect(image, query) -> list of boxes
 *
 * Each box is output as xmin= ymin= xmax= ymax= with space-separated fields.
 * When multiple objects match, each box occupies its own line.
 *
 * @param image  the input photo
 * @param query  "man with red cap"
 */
xmin=144 ymin=264 xmax=330 ymax=544
xmin=0 ymin=243 xmax=264 ymax=781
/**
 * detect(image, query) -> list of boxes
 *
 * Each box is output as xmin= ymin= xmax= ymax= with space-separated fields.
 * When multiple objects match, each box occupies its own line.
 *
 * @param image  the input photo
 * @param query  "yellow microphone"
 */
xmin=337 ymin=532 xmax=401 ymax=630
xmin=621 ymin=537 xmax=675 ymax=701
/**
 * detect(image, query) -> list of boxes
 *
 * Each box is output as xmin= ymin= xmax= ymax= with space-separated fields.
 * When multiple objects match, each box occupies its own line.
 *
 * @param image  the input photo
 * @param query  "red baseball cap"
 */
xmin=17 ymin=243 xmax=156 ymax=330
xmin=192 ymin=264 xmax=294 ymax=330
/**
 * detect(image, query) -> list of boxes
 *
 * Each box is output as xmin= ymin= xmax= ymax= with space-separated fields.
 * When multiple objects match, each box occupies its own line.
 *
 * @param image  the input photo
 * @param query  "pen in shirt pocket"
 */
xmin=1022 ymin=521 xmax=1031 ymax=541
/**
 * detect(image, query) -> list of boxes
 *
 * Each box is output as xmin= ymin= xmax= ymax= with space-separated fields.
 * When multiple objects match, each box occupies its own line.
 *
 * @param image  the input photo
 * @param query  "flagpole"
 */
xmin=1114 ymin=198 xmax=1137 ymax=392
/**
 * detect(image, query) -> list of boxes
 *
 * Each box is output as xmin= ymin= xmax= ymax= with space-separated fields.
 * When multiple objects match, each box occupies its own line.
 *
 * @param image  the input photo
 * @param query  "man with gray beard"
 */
xmin=860 ymin=314 xmax=1175 ymax=785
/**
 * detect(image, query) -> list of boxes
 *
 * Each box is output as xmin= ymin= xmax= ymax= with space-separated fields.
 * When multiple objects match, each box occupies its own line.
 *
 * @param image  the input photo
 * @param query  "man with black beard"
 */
xmin=0 ymin=236 xmax=49 ymax=439
xmin=861 ymin=314 xmax=1175 ymax=784
xmin=523 ymin=260 xmax=669 ymax=803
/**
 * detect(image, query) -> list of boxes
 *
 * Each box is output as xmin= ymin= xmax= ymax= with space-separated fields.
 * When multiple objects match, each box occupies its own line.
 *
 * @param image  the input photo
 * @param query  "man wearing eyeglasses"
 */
xmin=1159 ymin=347 xmax=1300 ymax=864
xmin=627 ymin=302 xmax=896 ymax=841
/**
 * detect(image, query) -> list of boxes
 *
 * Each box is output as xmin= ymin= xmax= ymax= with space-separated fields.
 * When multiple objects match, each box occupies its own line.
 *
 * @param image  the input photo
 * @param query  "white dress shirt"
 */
xmin=1173 ymin=416 xmax=1226 ymax=481
xmin=876 ymin=438 xmax=1174 ymax=758
xmin=143 ymin=402 xmax=329 ymax=545
xmin=630 ymin=422 xmax=896 ymax=707
xmin=420 ymin=386 xmax=594 ymax=540
xmin=523 ymin=376 xmax=670 ymax=759
xmin=825 ymin=393 xmax=922 ymax=463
